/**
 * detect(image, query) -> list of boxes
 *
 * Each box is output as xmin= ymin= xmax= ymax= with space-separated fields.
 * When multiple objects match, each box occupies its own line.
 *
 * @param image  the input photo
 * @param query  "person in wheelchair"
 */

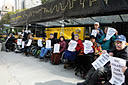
xmin=77 ymin=35 xmax=128 ymax=85
xmin=15 ymin=34 xmax=23 ymax=52
xmin=5 ymin=33 xmax=15 ymax=52
xmin=64 ymin=34 xmax=83 ymax=68
xmin=51 ymin=36 xmax=66 ymax=65
xmin=24 ymin=34 xmax=33 ymax=56
xmin=75 ymin=35 xmax=102 ymax=78
xmin=39 ymin=33 xmax=57 ymax=60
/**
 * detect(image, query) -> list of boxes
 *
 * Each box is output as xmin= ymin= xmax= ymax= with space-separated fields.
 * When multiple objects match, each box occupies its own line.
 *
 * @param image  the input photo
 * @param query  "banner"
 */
xmin=17 ymin=39 xmax=22 ymax=45
xmin=105 ymin=27 xmax=116 ymax=40
xmin=68 ymin=40 xmax=77 ymax=51
xmin=91 ymin=30 xmax=98 ymax=37
xmin=53 ymin=44 xmax=60 ymax=53
xmin=109 ymin=57 xmax=126 ymax=85
xmin=84 ymin=40 xmax=93 ymax=54
xmin=92 ymin=52 xmax=110 ymax=70
xmin=37 ymin=39 xmax=43 ymax=47
xmin=45 ymin=40 xmax=51 ymax=48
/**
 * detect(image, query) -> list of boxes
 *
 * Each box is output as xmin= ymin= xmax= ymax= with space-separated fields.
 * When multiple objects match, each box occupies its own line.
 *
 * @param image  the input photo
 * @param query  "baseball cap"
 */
xmin=94 ymin=22 xmax=100 ymax=26
xmin=115 ymin=35 xmax=126 ymax=42
xmin=50 ymin=33 xmax=54 ymax=35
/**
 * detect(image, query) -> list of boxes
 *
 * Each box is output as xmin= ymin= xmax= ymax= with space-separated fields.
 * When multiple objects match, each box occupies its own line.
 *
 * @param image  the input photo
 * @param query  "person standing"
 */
xmin=94 ymin=22 xmax=104 ymax=42
xmin=21 ymin=29 xmax=28 ymax=41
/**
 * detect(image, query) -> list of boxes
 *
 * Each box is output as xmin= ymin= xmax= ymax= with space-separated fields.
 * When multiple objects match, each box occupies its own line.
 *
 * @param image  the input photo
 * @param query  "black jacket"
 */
xmin=48 ymin=38 xmax=57 ymax=47
xmin=110 ymin=46 xmax=128 ymax=66
xmin=124 ymin=68 xmax=128 ymax=85
xmin=21 ymin=32 xmax=28 ymax=41
xmin=6 ymin=36 xmax=15 ymax=44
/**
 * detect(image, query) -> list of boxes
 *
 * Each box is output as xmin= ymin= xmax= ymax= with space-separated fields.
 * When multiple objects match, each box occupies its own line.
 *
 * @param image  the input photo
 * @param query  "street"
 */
xmin=0 ymin=51 xmax=83 ymax=85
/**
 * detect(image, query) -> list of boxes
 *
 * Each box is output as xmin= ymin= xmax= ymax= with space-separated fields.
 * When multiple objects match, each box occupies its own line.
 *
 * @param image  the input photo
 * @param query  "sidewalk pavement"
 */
xmin=0 ymin=51 xmax=84 ymax=85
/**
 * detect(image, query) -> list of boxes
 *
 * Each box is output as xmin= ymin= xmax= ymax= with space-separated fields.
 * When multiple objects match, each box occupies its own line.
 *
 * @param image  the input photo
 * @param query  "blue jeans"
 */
xmin=40 ymin=47 xmax=52 ymax=58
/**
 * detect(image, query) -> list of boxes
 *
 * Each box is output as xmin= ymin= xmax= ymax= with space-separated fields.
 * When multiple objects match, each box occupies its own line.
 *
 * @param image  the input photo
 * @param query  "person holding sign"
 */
xmin=122 ymin=66 xmax=128 ymax=85
xmin=23 ymin=34 xmax=33 ymax=56
xmin=75 ymin=35 xmax=102 ymax=78
xmin=51 ymin=36 xmax=66 ymax=65
xmin=99 ymin=27 xmax=118 ymax=51
xmin=77 ymin=35 xmax=128 ymax=85
xmin=64 ymin=34 xmax=83 ymax=68
xmin=39 ymin=33 xmax=57 ymax=59
xmin=93 ymin=22 xmax=104 ymax=43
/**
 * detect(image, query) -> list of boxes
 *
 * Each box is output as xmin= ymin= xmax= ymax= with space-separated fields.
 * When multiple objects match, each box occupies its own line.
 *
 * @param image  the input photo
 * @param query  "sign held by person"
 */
xmin=105 ymin=27 xmax=116 ymax=40
xmin=17 ymin=39 xmax=22 ymax=45
xmin=84 ymin=40 xmax=93 ymax=54
xmin=38 ymin=39 xmax=43 ymax=47
xmin=22 ymin=41 xmax=25 ymax=48
xmin=92 ymin=52 xmax=110 ymax=70
xmin=68 ymin=40 xmax=77 ymax=51
xmin=46 ymin=40 xmax=51 ymax=48
xmin=53 ymin=44 xmax=60 ymax=53
xmin=109 ymin=57 xmax=126 ymax=85
xmin=26 ymin=39 xmax=32 ymax=46
xmin=91 ymin=30 xmax=98 ymax=37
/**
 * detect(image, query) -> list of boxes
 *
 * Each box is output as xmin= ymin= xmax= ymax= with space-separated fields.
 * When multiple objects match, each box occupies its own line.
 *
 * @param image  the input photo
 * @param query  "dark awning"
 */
xmin=10 ymin=0 xmax=128 ymax=27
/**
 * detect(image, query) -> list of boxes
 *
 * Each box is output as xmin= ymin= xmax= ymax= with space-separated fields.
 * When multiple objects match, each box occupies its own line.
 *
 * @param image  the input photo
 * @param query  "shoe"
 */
xmin=77 ymin=81 xmax=87 ymax=85
xmin=6 ymin=49 xmax=10 ymax=52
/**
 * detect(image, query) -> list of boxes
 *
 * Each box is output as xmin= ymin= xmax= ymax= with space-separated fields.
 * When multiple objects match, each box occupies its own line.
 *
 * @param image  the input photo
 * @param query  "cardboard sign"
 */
xmin=17 ymin=39 xmax=22 ymax=45
xmin=68 ymin=40 xmax=77 ymax=51
xmin=105 ymin=27 xmax=116 ymax=40
xmin=109 ymin=57 xmax=126 ymax=85
xmin=91 ymin=30 xmax=98 ymax=37
xmin=53 ymin=44 xmax=60 ymax=53
xmin=92 ymin=52 xmax=110 ymax=70
xmin=84 ymin=40 xmax=93 ymax=54
xmin=37 ymin=39 xmax=43 ymax=47
xmin=45 ymin=40 xmax=51 ymax=48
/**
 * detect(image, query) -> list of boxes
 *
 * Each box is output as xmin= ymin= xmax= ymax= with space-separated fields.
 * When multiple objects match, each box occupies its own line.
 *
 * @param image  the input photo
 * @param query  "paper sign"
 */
xmin=68 ymin=40 xmax=77 ymax=51
xmin=109 ymin=57 xmax=126 ymax=85
xmin=22 ymin=41 xmax=25 ymax=48
xmin=105 ymin=27 xmax=116 ymax=40
xmin=26 ymin=39 xmax=32 ymax=46
xmin=53 ymin=44 xmax=60 ymax=53
xmin=45 ymin=40 xmax=51 ymax=48
xmin=92 ymin=52 xmax=110 ymax=70
xmin=37 ymin=39 xmax=43 ymax=47
xmin=17 ymin=39 xmax=22 ymax=45
xmin=91 ymin=30 xmax=98 ymax=37
xmin=84 ymin=40 xmax=93 ymax=54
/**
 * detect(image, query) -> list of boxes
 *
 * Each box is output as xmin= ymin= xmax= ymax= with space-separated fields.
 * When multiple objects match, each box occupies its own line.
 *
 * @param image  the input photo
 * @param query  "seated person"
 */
xmin=5 ymin=33 xmax=15 ymax=52
xmin=64 ymin=34 xmax=83 ymax=68
xmin=122 ymin=66 xmax=128 ymax=85
xmin=15 ymin=34 xmax=23 ymax=51
xmin=39 ymin=33 xmax=57 ymax=59
xmin=99 ymin=27 xmax=118 ymax=51
xmin=24 ymin=34 xmax=33 ymax=56
xmin=77 ymin=35 xmax=128 ymax=85
xmin=75 ymin=35 xmax=102 ymax=77
xmin=51 ymin=36 xmax=66 ymax=64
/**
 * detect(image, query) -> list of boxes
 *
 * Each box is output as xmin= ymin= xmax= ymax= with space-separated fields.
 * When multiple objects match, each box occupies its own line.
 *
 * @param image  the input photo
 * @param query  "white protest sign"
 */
xmin=105 ymin=27 xmax=116 ymax=40
xmin=37 ymin=39 xmax=43 ymax=47
xmin=92 ymin=52 xmax=110 ymax=70
xmin=26 ymin=39 xmax=32 ymax=46
xmin=45 ymin=40 xmax=51 ymax=48
xmin=17 ymin=39 xmax=22 ymax=45
xmin=53 ymin=44 xmax=60 ymax=53
xmin=109 ymin=57 xmax=126 ymax=85
xmin=84 ymin=40 xmax=93 ymax=54
xmin=91 ymin=30 xmax=98 ymax=37
xmin=22 ymin=41 xmax=25 ymax=48
xmin=68 ymin=40 xmax=77 ymax=52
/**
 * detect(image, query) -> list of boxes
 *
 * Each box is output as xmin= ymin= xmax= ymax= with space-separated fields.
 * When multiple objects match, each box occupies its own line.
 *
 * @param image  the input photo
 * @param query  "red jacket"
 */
xmin=75 ymin=39 xmax=84 ymax=52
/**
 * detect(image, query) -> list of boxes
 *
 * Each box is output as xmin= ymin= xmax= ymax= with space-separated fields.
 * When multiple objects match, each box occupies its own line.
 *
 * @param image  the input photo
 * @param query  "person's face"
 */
xmin=104 ymin=28 xmax=108 ymax=34
xmin=9 ymin=34 xmax=12 ymax=37
xmin=42 ymin=39 xmax=45 ymax=41
xmin=22 ymin=29 xmax=25 ymax=32
xmin=50 ymin=35 xmax=54 ymax=39
xmin=60 ymin=37 xmax=64 ymax=41
xmin=115 ymin=41 xmax=126 ymax=51
xmin=74 ymin=36 xmax=79 ymax=41
xmin=30 ymin=35 xmax=33 ymax=39
xmin=94 ymin=24 xmax=99 ymax=29
xmin=90 ymin=38 xmax=95 ymax=43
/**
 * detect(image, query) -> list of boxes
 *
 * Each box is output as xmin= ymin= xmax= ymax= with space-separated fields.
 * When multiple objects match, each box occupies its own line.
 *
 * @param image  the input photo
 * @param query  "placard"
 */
xmin=53 ymin=44 xmax=60 ymax=53
xmin=84 ymin=40 xmax=93 ymax=54
xmin=105 ymin=27 xmax=116 ymax=40
xmin=67 ymin=40 xmax=77 ymax=51
xmin=91 ymin=30 xmax=98 ymax=37
xmin=45 ymin=40 xmax=51 ymax=48
xmin=22 ymin=41 xmax=25 ymax=48
xmin=26 ymin=39 xmax=32 ymax=46
xmin=109 ymin=57 xmax=126 ymax=85
xmin=17 ymin=39 xmax=22 ymax=45
xmin=92 ymin=52 xmax=110 ymax=70
xmin=37 ymin=39 xmax=43 ymax=47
